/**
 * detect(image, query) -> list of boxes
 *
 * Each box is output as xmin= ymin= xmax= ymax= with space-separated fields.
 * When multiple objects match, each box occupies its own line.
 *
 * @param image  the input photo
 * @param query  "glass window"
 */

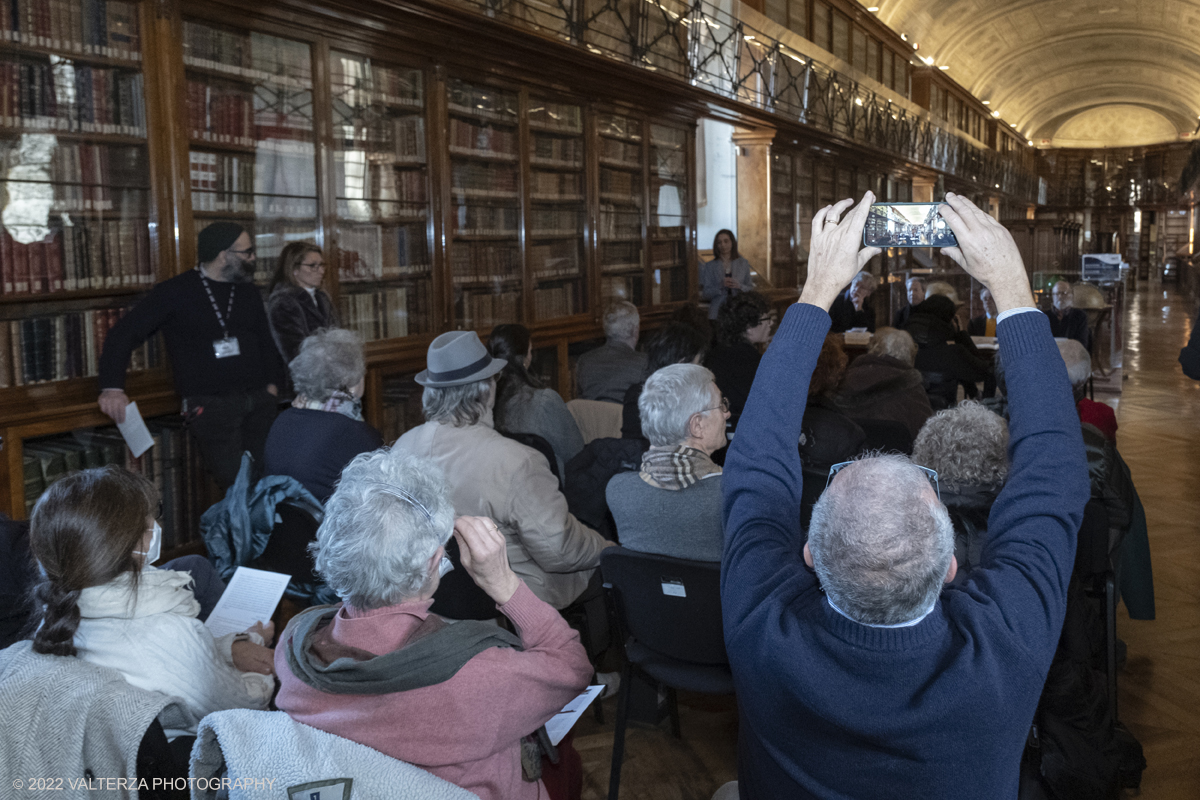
xmin=831 ymin=11 xmax=849 ymax=62
xmin=812 ymin=2 xmax=830 ymax=52
xmin=851 ymin=26 xmax=867 ymax=74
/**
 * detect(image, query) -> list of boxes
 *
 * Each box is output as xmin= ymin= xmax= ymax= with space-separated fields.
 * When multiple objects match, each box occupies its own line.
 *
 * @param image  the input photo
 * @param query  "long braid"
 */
xmin=31 ymin=579 xmax=82 ymax=657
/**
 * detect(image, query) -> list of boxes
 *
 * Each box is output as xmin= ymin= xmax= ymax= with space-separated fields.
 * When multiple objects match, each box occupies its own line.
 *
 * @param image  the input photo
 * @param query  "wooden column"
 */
xmin=912 ymin=176 xmax=936 ymax=203
xmin=732 ymin=127 xmax=776 ymax=286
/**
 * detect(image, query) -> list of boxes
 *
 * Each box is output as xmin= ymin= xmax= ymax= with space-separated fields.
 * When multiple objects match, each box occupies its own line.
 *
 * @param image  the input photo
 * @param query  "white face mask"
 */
xmin=135 ymin=521 xmax=162 ymax=566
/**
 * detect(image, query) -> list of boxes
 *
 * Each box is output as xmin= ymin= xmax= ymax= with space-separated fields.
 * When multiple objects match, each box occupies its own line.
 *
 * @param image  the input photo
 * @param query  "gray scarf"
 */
xmin=285 ymin=604 xmax=523 ymax=695
xmin=640 ymin=445 xmax=721 ymax=491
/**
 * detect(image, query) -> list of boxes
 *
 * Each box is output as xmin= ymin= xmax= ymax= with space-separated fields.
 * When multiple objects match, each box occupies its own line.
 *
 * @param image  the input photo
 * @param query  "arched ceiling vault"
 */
xmin=874 ymin=0 xmax=1200 ymax=147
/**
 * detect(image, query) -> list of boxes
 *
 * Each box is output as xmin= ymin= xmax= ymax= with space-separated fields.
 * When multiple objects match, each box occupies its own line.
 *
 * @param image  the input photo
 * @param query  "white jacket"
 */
xmin=73 ymin=568 xmax=273 ymax=738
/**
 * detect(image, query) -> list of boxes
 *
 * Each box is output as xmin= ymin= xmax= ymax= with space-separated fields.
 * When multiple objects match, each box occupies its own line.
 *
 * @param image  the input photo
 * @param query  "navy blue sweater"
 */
xmin=721 ymin=303 xmax=1089 ymax=799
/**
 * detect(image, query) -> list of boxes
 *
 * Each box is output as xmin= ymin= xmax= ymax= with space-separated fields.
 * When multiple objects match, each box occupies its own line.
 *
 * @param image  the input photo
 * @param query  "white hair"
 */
xmin=1056 ymin=339 xmax=1092 ymax=389
xmin=851 ymin=271 xmax=877 ymax=292
xmin=808 ymin=454 xmax=955 ymax=625
xmin=310 ymin=450 xmax=453 ymax=610
xmin=290 ymin=328 xmax=365 ymax=402
xmin=912 ymin=401 xmax=1009 ymax=487
xmin=422 ymin=378 xmax=493 ymax=427
xmin=603 ymin=301 xmax=640 ymax=342
xmin=868 ymin=327 xmax=917 ymax=367
xmin=639 ymin=364 xmax=716 ymax=447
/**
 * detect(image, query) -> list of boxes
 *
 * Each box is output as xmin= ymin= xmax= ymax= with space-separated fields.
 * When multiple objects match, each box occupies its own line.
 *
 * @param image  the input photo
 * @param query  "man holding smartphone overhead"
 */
xmin=721 ymin=192 xmax=1089 ymax=798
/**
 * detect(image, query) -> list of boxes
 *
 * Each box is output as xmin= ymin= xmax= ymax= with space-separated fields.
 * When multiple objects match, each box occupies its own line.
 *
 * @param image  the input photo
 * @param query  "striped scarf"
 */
xmin=639 ymin=445 xmax=721 ymax=491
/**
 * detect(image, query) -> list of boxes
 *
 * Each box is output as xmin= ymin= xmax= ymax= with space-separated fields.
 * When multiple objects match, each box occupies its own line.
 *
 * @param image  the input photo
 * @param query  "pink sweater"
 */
xmin=275 ymin=582 xmax=592 ymax=800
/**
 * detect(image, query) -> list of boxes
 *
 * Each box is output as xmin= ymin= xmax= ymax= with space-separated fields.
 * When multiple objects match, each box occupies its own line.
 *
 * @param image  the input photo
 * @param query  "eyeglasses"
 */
xmin=825 ymin=460 xmax=940 ymax=501
xmin=229 ymin=247 xmax=255 ymax=257
xmin=757 ymin=315 xmax=773 ymax=326
xmin=298 ymin=260 xmax=325 ymax=270
xmin=698 ymin=396 xmax=730 ymax=415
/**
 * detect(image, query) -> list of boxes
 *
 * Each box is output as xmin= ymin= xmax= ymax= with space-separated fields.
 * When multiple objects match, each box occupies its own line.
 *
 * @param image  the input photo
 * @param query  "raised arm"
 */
xmin=938 ymin=194 xmax=1089 ymax=655
xmin=721 ymin=194 xmax=880 ymax=630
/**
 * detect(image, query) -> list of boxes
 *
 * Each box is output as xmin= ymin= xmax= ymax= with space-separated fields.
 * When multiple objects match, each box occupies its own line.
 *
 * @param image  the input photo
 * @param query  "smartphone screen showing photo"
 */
xmin=863 ymin=203 xmax=958 ymax=248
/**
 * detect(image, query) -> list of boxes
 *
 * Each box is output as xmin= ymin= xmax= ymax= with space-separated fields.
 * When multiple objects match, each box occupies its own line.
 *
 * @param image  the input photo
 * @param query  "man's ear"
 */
xmin=944 ymin=554 xmax=958 ymax=584
xmin=803 ymin=542 xmax=814 ymax=568
xmin=687 ymin=413 xmax=703 ymax=440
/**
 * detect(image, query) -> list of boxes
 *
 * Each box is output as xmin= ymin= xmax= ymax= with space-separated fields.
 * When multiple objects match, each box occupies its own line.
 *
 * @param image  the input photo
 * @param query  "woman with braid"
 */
xmin=26 ymin=466 xmax=274 ymax=740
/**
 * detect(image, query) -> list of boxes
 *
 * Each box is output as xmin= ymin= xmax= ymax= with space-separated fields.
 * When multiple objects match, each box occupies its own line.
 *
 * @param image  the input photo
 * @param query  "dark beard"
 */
xmin=220 ymin=257 xmax=252 ymax=283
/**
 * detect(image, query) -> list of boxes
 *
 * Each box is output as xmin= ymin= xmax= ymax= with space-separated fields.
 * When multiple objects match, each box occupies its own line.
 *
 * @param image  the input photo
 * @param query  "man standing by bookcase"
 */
xmin=97 ymin=223 xmax=285 ymax=489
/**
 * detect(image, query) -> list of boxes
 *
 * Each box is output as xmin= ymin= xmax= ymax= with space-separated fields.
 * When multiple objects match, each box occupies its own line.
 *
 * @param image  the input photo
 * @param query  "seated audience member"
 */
xmin=800 ymin=334 xmax=866 ymax=471
xmin=721 ymin=192 xmax=1089 ymax=796
xmin=1056 ymin=339 xmax=1114 ymax=440
xmin=575 ymin=301 xmax=647 ymax=403
xmin=968 ymin=286 xmax=999 ymax=337
xmin=266 ymin=242 xmax=337 ymax=365
xmin=705 ymin=291 xmax=772 ymax=427
xmin=263 ymin=328 xmax=383 ymax=504
xmin=275 ymin=451 xmax=592 ymax=800
xmin=904 ymin=293 xmax=992 ymax=404
xmin=834 ymin=327 xmax=933 ymax=440
xmin=621 ymin=322 xmax=710 ymax=440
xmin=608 ymin=364 xmax=729 ymax=561
xmin=828 ymin=270 xmax=877 ymax=332
xmin=395 ymin=331 xmax=613 ymax=609
xmin=911 ymin=401 xmax=1009 ymax=573
xmin=489 ymin=324 xmax=584 ymax=478
xmin=27 ymin=467 xmax=274 ymax=739
xmin=1045 ymin=281 xmax=1092 ymax=351
xmin=892 ymin=276 xmax=926 ymax=328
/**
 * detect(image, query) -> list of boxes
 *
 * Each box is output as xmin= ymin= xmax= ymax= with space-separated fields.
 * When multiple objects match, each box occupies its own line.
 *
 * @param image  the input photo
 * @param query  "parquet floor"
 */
xmin=575 ymin=280 xmax=1200 ymax=799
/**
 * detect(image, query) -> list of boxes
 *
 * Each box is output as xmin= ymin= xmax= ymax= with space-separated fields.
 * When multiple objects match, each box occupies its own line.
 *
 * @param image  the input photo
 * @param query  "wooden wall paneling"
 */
xmin=584 ymin=102 xmax=601 ymax=322
xmin=2 ymin=427 xmax=18 ymax=521
xmin=641 ymin=110 xmax=653 ymax=306
xmin=427 ymin=66 xmax=453 ymax=332
xmin=142 ymin=0 xmax=182 ymax=279
xmin=518 ymin=88 xmax=533 ymax=323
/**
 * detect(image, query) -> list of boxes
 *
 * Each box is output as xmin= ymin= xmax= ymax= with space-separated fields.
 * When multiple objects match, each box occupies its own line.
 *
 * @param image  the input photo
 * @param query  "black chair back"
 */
xmin=1075 ymin=498 xmax=1110 ymax=578
xmin=920 ymin=370 xmax=957 ymax=410
xmin=254 ymin=501 xmax=321 ymax=583
xmin=600 ymin=548 xmax=726 ymax=666
xmin=430 ymin=536 xmax=501 ymax=621
xmin=852 ymin=417 xmax=914 ymax=455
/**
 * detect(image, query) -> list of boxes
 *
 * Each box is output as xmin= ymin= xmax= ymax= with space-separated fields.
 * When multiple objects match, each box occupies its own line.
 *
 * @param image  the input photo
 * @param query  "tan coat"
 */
xmin=395 ymin=417 xmax=612 ymax=608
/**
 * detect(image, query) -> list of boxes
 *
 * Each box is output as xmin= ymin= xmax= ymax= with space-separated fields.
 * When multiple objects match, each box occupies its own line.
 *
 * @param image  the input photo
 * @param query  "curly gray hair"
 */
xmin=422 ymin=378 xmax=493 ymax=427
xmin=911 ymin=400 xmax=1009 ymax=487
xmin=638 ymin=363 xmax=716 ymax=447
xmin=310 ymin=450 xmax=454 ymax=609
xmin=603 ymin=300 xmax=640 ymax=343
xmin=868 ymin=327 xmax=918 ymax=367
xmin=1056 ymin=339 xmax=1092 ymax=402
xmin=290 ymin=328 xmax=365 ymax=402
xmin=808 ymin=454 xmax=955 ymax=625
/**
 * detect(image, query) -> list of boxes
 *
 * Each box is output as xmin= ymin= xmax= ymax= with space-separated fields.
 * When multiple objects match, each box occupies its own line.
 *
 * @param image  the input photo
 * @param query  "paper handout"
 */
xmin=545 ymin=685 xmax=605 ymax=746
xmin=117 ymin=401 xmax=155 ymax=458
xmin=204 ymin=567 xmax=291 ymax=638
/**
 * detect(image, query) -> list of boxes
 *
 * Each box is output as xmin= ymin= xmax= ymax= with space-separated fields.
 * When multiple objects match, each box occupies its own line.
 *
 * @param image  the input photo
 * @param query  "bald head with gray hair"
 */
xmin=603 ymin=301 xmax=640 ymax=346
xmin=639 ymin=363 xmax=717 ymax=447
xmin=868 ymin=327 xmax=918 ymax=367
xmin=807 ymin=454 xmax=955 ymax=625
xmin=1056 ymin=339 xmax=1092 ymax=402
xmin=310 ymin=450 xmax=454 ymax=610
xmin=912 ymin=401 xmax=1009 ymax=488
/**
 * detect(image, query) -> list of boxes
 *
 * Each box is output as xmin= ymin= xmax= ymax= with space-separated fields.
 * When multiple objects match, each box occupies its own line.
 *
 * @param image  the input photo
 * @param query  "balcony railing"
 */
xmin=450 ymin=0 xmax=1040 ymax=201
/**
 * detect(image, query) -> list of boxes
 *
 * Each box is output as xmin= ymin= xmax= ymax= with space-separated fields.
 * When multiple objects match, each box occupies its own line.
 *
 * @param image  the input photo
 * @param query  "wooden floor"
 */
xmin=574 ymin=279 xmax=1200 ymax=799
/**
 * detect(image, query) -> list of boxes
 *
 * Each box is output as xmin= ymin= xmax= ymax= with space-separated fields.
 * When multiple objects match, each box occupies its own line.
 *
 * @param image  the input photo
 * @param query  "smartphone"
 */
xmin=863 ymin=202 xmax=958 ymax=248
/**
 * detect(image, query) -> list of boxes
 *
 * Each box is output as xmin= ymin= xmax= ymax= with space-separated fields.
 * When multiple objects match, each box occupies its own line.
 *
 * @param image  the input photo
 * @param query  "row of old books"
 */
xmin=0 ymin=0 xmax=140 ymax=59
xmin=459 ymin=289 xmax=520 ymax=329
xmin=186 ymin=80 xmax=254 ymax=146
xmin=533 ymin=283 xmax=577 ymax=319
xmin=531 ymin=134 xmax=583 ymax=165
xmin=530 ymin=240 xmax=581 ymax=280
xmin=0 ymin=221 xmax=154 ymax=295
xmin=336 ymin=223 xmax=430 ymax=282
xmin=530 ymin=171 xmax=582 ymax=199
xmin=182 ymin=21 xmax=312 ymax=88
xmin=529 ymin=208 xmax=581 ymax=236
xmin=330 ymin=62 xmax=422 ymax=109
xmin=450 ymin=242 xmax=520 ymax=283
xmin=651 ymin=240 xmax=685 ymax=267
xmin=0 ymin=59 xmax=145 ymax=135
xmin=24 ymin=420 xmax=205 ymax=553
xmin=449 ymin=118 xmax=517 ymax=157
xmin=339 ymin=282 xmax=432 ymax=341
xmin=335 ymin=115 xmax=424 ymax=160
xmin=451 ymin=162 xmax=518 ymax=198
xmin=0 ymin=308 xmax=159 ymax=387
xmin=600 ymin=169 xmax=640 ymax=197
xmin=189 ymin=151 xmax=254 ymax=213
xmin=447 ymin=81 xmax=516 ymax=122
xmin=452 ymin=205 xmax=518 ymax=237
xmin=599 ymin=137 xmax=642 ymax=165
xmin=333 ymin=162 xmax=426 ymax=206
xmin=599 ymin=206 xmax=642 ymax=239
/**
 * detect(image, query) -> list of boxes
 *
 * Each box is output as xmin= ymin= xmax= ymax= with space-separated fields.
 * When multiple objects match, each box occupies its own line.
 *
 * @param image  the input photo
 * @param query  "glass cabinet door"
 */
xmin=771 ymin=152 xmax=796 ymax=288
xmin=183 ymin=21 xmax=319 ymax=287
xmin=447 ymin=79 xmax=521 ymax=329
xmin=329 ymin=52 xmax=432 ymax=340
xmin=597 ymin=112 xmax=644 ymax=306
xmin=649 ymin=122 xmax=688 ymax=303
xmin=528 ymin=97 xmax=585 ymax=321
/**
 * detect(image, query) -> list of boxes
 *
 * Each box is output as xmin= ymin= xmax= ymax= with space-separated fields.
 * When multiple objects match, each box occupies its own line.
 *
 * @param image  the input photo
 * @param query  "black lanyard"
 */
xmin=196 ymin=267 xmax=236 ymax=338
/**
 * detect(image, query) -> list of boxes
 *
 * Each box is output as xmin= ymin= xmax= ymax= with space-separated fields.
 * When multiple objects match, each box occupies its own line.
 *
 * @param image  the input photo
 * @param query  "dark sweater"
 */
xmin=263 ymin=408 xmax=383 ymax=503
xmin=99 ymin=270 xmax=285 ymax=396
xmin=721 ymin=304 xmax=1088 ymax=799
xmin=705 ymin=340 xmax=762 ymax=423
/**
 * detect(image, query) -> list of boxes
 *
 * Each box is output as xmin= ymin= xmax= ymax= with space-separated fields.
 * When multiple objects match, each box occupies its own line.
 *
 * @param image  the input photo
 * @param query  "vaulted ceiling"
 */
xmin=874 ymin=0 xmax=1200 ymax=148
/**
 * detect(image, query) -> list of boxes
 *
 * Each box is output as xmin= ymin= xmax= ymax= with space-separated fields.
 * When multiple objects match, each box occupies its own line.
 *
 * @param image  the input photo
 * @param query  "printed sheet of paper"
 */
xmin=117 ymin=401 xmax=155 ymax=458
xmin=545 ymin=685 xmax=604 ymax=746
xmin=204 ymin=567 xmax=290 ymax=638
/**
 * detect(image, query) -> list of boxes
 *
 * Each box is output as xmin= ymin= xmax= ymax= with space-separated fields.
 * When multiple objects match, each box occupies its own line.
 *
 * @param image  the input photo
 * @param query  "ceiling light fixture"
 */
xmin=938 ymin=65 xmax=949 ymax=70
xmin=867 ymin=5 xmax=879 ymax=10
xmin=982 ymin=100 xmax=990 ymax=105
xmin=900 ymin=33 xmax=907 ymax=41
xmin=991 ymin=111 xmax=1000 ymax=117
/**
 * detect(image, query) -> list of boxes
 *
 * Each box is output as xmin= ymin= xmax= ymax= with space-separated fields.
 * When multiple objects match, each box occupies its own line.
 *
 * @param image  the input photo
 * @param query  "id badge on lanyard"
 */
xmin=213 ymin=337 xmax=241 ymax=358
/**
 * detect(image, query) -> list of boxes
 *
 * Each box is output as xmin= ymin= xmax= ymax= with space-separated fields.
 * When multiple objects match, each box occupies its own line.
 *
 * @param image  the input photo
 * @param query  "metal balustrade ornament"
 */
xmin=446 ymin=0 xmax=1040 ymax=202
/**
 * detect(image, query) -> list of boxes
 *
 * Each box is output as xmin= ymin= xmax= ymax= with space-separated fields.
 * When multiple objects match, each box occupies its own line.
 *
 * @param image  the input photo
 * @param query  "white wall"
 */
xmin=696 ymin=119 xmax=738 ymax=253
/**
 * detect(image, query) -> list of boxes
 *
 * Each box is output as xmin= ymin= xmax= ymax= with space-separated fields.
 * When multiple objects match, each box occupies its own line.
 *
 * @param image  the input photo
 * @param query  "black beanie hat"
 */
xmin=197 ymin=222 xmax=246 ymax=263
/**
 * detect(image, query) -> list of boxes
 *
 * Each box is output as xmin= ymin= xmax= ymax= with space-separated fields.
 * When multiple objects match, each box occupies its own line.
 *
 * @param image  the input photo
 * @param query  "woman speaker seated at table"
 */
xmin=274 ymin=450 xmax=593 ymax=800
